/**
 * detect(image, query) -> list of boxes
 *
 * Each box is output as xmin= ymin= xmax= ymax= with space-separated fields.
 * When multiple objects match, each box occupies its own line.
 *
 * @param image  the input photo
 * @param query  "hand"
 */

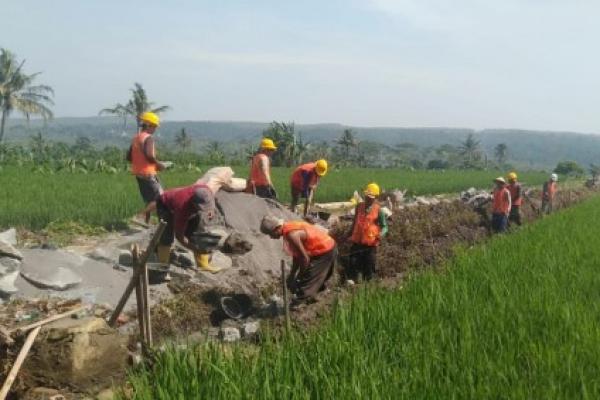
xmin=302 ymin=254 xmax=310 ymax=268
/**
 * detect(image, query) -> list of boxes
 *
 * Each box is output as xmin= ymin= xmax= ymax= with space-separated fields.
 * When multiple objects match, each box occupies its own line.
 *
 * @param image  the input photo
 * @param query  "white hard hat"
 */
xmin=551 ymin=173 xmax=558 ymax=182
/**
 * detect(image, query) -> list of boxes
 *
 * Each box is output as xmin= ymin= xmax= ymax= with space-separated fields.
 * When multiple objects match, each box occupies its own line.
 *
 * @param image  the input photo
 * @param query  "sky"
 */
xmin=3 ymin=0 xmax=600 ymax=132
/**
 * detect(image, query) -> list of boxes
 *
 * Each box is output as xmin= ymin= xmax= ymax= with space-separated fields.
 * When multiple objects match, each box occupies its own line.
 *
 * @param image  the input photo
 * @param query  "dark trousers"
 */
xmin=346 ymin=243 xmax=377 ymax=281
xmin=290 ymin=246 xmax=337 ymax=301
xmin=491 ymin=213 xmax=508 ymax=233
xmin=136 ymin=175 xmax=163 ymax=204
xmin=290 ymin=187 xmax=305 ymax=211
xmin=156 ymin=199 xmax=199 ymax=246
xmin=509 ymin=206 xmax=522 ymax=226
xmin=541 ymin=199 xmax=553 ymax=215
xmin=255 ymin=185 xmax=277 ymax=199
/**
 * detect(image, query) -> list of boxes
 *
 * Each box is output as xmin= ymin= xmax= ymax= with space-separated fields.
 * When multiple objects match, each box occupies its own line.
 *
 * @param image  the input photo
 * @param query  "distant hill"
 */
xmin=4 ymin=117 xmax=600 ymax=169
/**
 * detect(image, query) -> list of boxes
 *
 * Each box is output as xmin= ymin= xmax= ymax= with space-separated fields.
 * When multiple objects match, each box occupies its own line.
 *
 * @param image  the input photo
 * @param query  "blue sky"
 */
xmin=3 ymin=0 xmax=600 ymax=132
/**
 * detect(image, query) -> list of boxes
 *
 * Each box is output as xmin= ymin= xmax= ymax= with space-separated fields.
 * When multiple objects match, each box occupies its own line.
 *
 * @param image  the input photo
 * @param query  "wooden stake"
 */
xmin=132 ymin=245 xmax=146 ymax=345
xmin=142 ymin=261 xmax=152 ymax=347
xmin=109 ymin=221 xmax=166 ymax=327
xmin=281 ymin=260 xmax=290 ymax=333
xmin=0 ymin=326 xmax=41 ymax=400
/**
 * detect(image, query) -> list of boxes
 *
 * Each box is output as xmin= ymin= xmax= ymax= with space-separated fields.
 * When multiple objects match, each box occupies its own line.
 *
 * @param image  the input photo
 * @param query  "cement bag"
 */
xmin=197 ymin=167 xmax=235 ymax=193
xmin=223 ymin=177 xmax=247 ymax=192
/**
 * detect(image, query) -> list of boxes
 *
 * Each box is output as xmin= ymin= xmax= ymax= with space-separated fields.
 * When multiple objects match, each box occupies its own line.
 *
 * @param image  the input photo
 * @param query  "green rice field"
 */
xmin=125 ymin=195 xmax=600 ymax=399
xmin=0 ymin=167 xmax=547 ymax=230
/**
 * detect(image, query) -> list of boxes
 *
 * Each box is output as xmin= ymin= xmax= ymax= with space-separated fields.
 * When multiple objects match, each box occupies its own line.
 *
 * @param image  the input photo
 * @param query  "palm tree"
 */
xmin=459 ymin=133 xmax=481 ymax=167
xmin=494 ymin=143 xmax=508 ymax=165
xmin=336 ymin=128 xmax=357 ymax=161
xmin=99 ymin=82 xmax=170 ymax=128
xmin=175 ymin=128 xmax=191 ymax=152
xmin=0 ymin=49 xmax=54 ymax=143
xmin=263 ymin=121 xmax=298 ymax=167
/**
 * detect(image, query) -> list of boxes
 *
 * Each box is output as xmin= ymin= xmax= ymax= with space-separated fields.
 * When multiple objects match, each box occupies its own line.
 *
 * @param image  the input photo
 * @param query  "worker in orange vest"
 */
xmin=261 ymin=215 xmax=338 ymax=308
xmin=491 ymin=177 xmax=511 ymax=233
xmin=346 ymin=183 xmax=388 ymax=282
xmin=247 ymin=138 xmax=277 ymax=199
xmin=127 ymin=112 xmax=168 ymax=222
xmin=541 ymin=173 xmax=558 ymax=214
xmin=290 ymin=159 xmax=328 ymax=216
xmin=507 ymin=172 xmax=523 ymax=226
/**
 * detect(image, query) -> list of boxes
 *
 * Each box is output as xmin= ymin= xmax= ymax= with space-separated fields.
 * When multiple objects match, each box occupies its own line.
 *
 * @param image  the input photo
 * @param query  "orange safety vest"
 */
xmin=351 ymin=202 xmax=381 ymax=246
xmin=508 ymin=182 xmax=523 ymax=206
xmin=543 ymin=181 xmax=557 ymax=200
xmin=282 ymin=221 xmax=335 ymax=258
xmin=290 ymin=163 xmax=319 ymax=191
xmin=249 ymin=153 xmax=270 ymax=187
xmin=493 ymin=186 xmax=511 ymax=214
xmin=131 ymin=131 xmax=157 ymax=176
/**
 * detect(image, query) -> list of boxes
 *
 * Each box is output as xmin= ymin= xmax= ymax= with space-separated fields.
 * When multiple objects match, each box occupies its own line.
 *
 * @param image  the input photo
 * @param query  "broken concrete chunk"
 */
xmin=0 ymin=256 xmax=21 ymax=271
xmin=210 ymin=251 xmax=233 ymax=271
xmin=219 ymin=327 xmax=241 ymax=342
xmin=222 ymin=232 xmax=253 ymax=254
xmin=21 ymin=266 xmax=82 ymax=291
xmin=0 ymin=240 xmax=23 ymax=260
xmin=117 ymin=250 xmax=133 ymax=266
xmin=0 ymin=228 xmax=17 ymax=246
xmin=0 ymin=270 xmax=19 ymax=296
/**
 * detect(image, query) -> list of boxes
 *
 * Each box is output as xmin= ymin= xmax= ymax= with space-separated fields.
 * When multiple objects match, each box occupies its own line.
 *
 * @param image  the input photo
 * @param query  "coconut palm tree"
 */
xmin=175 ymin=127 xmax=192 ymax=152
xmin=99 ymin=82 xmax=170 ymax=128
xmin=494 ymin=143 xmax=508 ymax=165
xmin=336 ymin=128 xmax=357 ymax=161
xmin=459 ymin=133 xmax=481 ymax=167
xmin=0 ymin=49 xmax=54 ymax=143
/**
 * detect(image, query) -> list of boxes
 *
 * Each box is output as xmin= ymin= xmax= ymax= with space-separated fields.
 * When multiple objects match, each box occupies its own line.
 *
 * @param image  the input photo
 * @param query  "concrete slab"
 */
xmin=0 ymin=228 xmax=17 ymax=246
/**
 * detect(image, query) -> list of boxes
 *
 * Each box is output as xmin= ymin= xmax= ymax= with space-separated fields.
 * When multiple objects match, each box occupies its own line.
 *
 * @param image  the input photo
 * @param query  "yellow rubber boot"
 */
xmin=157 ymin=245 xmax=171 ymax=264
xmin=195 ymin=252 xmax=221 ymax=274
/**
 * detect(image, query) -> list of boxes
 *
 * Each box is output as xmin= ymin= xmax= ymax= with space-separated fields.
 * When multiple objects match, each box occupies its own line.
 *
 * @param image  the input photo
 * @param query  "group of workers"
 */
xmin=491 ymin=172 xmax=558 ymax=233
xmin=128 ymin=111 xmax=561 ymax=307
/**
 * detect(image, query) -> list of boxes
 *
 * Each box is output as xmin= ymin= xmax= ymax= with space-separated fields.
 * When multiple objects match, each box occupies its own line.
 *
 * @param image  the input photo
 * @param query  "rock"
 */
xmin=222 ymin=232 xmax=253 ymax=254
xmin=0 ymin=228 xmax=17 ymax=246
xmin=117 ymin=250 xmax=132 ymax=266
xmin=176 ymin=252 xmax=195 ymax=268
xmin=96 ymin=388 xmax=115 ymax=400
xmin=21 ymin=265 xmax=82 ymax=291
xmin=210 ymin=251 xmax=232 ymax=271
xmin=23 ymin=317 xmax=129 ymax=392
xmin=0 ymin=240 xmax=22 ymax=260
xmin=241 ymin=320 xmax=260 ymax=338
xmin=22 ymin=387 xmax=64 ymax=400
xmin=219 ymin=326 xmax=241 ymax=342
xmin=0 ymin=256 xmax=21 ymax=270
xmin=0 ymin=270 xmax=19 ymax=296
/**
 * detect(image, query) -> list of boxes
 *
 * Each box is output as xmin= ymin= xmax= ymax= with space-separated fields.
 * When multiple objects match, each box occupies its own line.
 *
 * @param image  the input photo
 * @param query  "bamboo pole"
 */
xmin=10 ymin=307 xmax=85 ymax=336
xmin=0 ymin=326 xmax=41 ymax=400
xmin=108 ymin=221 xmax=166 ymax=327
xmin=281 ymin=260 xmax=290 ymax=333
xmin=142 ymin=261 xmax=152 ymax=346
xmin=132 ymin=245 xmax=146 ymax=345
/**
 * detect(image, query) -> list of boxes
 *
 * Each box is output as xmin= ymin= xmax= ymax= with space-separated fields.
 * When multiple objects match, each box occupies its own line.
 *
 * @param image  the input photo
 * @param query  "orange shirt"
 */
xmin=250 ymin=153 xmax=270 ymax=186
xmin=493 ymin=186 xmax=511 ymax=215
xmin=130 ymin=131 xmax=157 ymax=176
xmin=290 ymin=163 xmax=319 ymax=194
xmin=281 ymin=221 xmax=335 ymax=258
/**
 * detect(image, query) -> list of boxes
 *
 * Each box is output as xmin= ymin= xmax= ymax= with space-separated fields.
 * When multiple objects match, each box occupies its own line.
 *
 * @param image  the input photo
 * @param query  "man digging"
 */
xmin=142 ymin=183 xmax=222 ymax=273
xmin=261 ymin=215 xmax=338 ymax=309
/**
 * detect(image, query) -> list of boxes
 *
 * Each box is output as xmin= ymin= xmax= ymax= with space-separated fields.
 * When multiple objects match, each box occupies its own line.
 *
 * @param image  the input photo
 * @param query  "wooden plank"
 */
xmin=0 ymin=326 xmax=41 ymax=400
xmin=132 ymin=245 xmax=146 ymax=344
xmin=142 ymin=261 xmax=152 ymax=347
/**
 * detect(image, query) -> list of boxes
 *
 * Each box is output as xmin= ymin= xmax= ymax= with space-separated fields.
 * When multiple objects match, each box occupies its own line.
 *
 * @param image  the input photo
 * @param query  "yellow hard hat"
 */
xmin=260 ymin=138 xmax=277 ymax=150
xmin=507 ymin=172 xmax=517 ymax=181
xmin=315 ymin=159 xmax=328 ymax=176
xmin=139 ymin=111 xmax=160 ymax=127
xmin=364 ymin=183 xmax=380 ymax=198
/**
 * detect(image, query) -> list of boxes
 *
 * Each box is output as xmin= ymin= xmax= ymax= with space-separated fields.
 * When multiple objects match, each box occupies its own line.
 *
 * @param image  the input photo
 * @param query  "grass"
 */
xmin=0 ymin=166 xmax=548 ymax=230
xmin=124 ymin=195 xmax=600 ymax=399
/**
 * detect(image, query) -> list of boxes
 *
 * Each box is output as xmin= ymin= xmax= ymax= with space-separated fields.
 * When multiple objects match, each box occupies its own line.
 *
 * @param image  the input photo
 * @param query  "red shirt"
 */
xmin=159 ymin=184 xmax=211 ymax=236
